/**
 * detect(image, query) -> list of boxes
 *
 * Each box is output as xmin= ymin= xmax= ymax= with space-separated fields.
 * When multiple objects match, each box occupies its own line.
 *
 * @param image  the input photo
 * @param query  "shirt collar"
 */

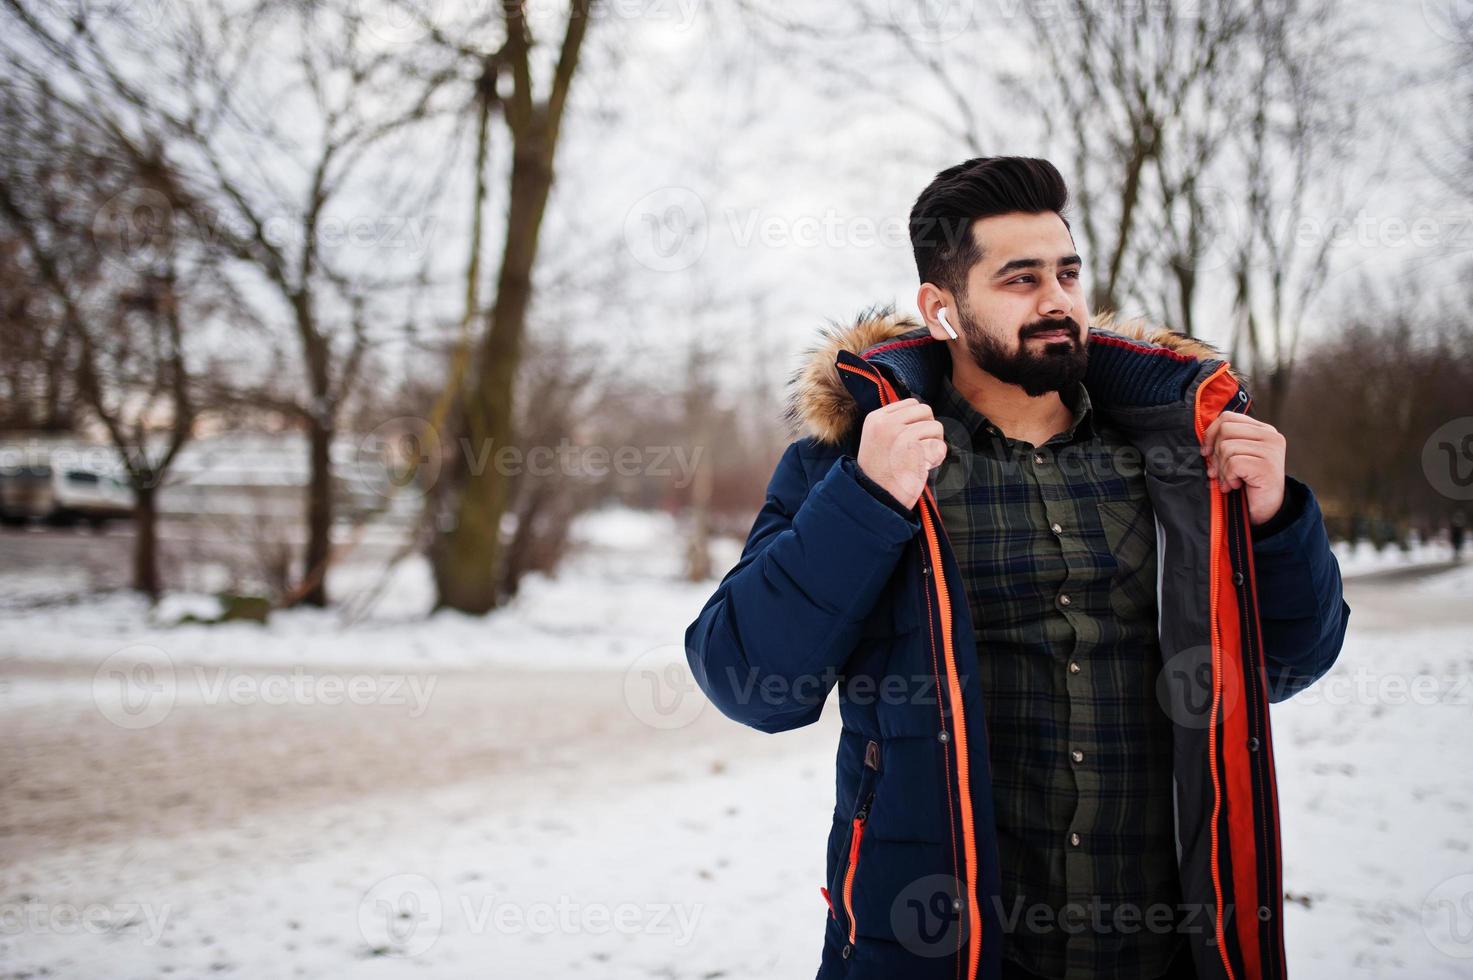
xmin=936 ymin=373 xmax=1096 ymax=446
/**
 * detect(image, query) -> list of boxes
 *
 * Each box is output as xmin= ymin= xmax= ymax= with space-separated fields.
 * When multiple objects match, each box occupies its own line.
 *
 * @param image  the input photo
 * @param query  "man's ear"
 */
xmin=916 ymin=283 xmax=957 ymax=342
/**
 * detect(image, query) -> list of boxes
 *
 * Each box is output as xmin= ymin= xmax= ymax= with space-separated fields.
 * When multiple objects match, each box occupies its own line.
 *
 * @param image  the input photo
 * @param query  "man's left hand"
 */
xmin=1200 ymin=411 xmax=1286 ymax=527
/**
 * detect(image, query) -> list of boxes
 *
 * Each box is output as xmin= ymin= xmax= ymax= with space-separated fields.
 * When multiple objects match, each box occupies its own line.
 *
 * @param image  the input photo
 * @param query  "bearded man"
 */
xmin=686 ymin=156 xmax=1350 ymax=980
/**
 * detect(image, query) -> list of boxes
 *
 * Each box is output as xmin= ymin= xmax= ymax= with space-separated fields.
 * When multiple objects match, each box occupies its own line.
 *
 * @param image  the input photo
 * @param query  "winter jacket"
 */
xmin=684 ymin=306 xmax=1352 ymax=980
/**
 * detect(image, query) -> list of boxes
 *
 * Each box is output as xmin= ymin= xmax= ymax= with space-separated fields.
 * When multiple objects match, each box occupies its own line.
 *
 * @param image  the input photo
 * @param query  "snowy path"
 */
xmin=0 ymin=657 xmax=838 ymax=979
xmin=1271 ymin=570 xmax=1473 ymax=978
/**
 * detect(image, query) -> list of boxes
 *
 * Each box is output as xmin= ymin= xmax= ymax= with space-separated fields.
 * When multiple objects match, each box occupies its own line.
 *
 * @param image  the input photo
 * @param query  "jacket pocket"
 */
xmin=834 ymin=737 xmax=881 ymax=951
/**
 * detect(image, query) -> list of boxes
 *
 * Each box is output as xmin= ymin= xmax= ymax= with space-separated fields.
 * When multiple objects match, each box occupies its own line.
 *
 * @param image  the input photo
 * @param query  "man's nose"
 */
xmin=1038 ymin=278 xmax=1073 ymax=320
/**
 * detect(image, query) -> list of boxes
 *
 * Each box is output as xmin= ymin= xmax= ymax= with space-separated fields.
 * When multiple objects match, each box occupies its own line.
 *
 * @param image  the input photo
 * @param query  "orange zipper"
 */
xmin=842 ymin=801 xmax=871 ymax=942
xmin=836 ymin=360 xmax=982 ymax=975
xmin=918 ymin=491 xmax=982 ymax=975
xmin=1196 ymin=362 xmax=1238 ymax=980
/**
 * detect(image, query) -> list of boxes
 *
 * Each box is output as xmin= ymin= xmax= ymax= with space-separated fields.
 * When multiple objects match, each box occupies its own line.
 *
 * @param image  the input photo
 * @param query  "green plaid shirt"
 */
xmin=929 ymin=374 xmax=1184 ymax=980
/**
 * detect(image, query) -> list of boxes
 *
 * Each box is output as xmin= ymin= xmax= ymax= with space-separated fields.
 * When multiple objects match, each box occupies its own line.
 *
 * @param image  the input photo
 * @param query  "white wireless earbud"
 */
xmin=937 ymin=307 xmax=959 ymax=341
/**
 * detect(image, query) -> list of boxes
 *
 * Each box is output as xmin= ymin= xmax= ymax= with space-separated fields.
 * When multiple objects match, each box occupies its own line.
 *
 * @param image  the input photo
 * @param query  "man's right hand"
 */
xmin=855 ymin=397 xmax=948 ymax=510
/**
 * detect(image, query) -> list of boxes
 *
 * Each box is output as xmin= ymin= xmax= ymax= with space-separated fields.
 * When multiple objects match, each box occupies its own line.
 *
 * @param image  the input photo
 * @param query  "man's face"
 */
xmin=949 ymin=211 xmax=1089 ymax=397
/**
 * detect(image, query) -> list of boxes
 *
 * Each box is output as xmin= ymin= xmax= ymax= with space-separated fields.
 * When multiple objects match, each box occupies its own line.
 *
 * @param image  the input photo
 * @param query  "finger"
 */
xmin=1202 ymin=412 xmax=1228 ymax=447
xmin=1202 ymin=414 xmax=1220 ymax=446
xmin=1210 ymin=418 xmax=1271 ymax=443
xmin=1219 ymin=452 xmax=1270 ymax=490
xmin=880 ymin=399 xmax=935 ymax=425
xmin=871 ymin=397 xmax=914 ymax=419
xmin=1212 ymin=440 xmax=1278 ymax=481
xmin=921 ymin=436 xmax=949 ymax=468
xmin=1214 ymin=452 xmax=1247 ymax=489
xmin=1202 ymin=415 xmax=1267 ymax=453
xmin=1214 ymin=438 xmax=1279 ymax=462
xmin=907 ymin=419 xmax=946 ymax=442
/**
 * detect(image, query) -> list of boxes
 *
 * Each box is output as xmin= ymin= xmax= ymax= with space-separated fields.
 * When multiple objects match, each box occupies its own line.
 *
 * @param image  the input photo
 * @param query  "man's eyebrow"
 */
xmin=992 ymin=254 xmax=1082 ymax=278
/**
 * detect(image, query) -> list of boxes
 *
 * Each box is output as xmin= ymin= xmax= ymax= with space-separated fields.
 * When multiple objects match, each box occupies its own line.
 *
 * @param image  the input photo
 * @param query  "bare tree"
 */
xmin=0 ymin=80 xmax=205 ymax=597
xmin=0 ymin=230 xmax=81 ymax=433
xmin=495 ymin=326 xmax=605 ymax=599
xmin=732 ymin=1 xmax=1367 ymax=390
xmin=680 ymin=337 xmax=718 ymax=582
xmin=1222 ymin=0 xmax=1365 ymax=418
xmin=1425 ymin=0 xmax=1473 ymax=200
xmin=2 ymin=0 xmax=455 ymax=605
xmin=1281 ymin=272 xmax=1473 ymax=545
xmin=421 ymin=0 xmax=600 ymax=614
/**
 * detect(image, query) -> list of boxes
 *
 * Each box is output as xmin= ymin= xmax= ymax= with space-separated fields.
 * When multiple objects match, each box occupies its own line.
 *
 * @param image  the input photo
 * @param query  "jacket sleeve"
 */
xmin=684 ymin=440 xmax=922 ymax=733
xmin=1248 ymin=474 xmax=1352 ymax=703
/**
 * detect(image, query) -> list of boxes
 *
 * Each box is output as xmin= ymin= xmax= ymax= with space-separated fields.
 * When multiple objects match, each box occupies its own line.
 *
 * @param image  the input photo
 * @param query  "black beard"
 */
xmin=956 ymin=311 xmax=1088 ymax=398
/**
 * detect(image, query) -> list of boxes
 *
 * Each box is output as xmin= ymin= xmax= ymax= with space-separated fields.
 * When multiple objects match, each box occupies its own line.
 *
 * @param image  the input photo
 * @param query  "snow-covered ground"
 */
xmin=1 ymin=509 xmax=1471 ymax=978
xmin=0 ymin=508 xmax=739 ymax=673
xmin=1334 ymin=536 xmax=1467 ymax=577
xmin=1271 ymin=564 xmax=1473 ymax=978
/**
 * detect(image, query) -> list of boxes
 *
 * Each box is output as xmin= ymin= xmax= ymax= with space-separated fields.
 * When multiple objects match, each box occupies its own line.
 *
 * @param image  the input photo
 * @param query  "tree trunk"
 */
xmin=684 ymin=455 xmax=713 ymax=582
xmin=301 ymin=417 xmax=333 ymax=607
xmin=133 ymin=482 xmax=161 ymax=600
xmin=1173 ymin=259 xmax=1196 ymax=339
xmin=433 ymin=136 xmax=557 ymax=614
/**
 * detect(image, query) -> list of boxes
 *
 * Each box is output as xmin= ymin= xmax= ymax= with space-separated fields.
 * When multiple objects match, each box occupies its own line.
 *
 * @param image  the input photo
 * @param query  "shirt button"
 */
xmin=1033 ymin=453 xmax=1045 ymax=465
xmin=1058 ymin=593 xmax=1072 ymax=606
xmin=1050 ymin=522 xmax=1063 ymax=534
xmin=1071 ymin=749 xmax=1084 ymax=763
xmin=1069 ymin=832 xmax=1081 ymax=847
xmin=1068 ymin=661 xmax=1081 ymax=674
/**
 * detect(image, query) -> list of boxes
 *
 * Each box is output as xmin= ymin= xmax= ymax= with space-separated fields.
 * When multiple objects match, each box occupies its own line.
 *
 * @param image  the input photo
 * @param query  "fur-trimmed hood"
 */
xmin=783 ymin=304 xmax=1246 ymax=446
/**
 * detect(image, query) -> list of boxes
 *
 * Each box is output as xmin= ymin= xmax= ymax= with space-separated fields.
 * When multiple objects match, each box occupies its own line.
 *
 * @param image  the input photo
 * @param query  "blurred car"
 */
xmin=0 ymin=463 xmax=134 ymax=526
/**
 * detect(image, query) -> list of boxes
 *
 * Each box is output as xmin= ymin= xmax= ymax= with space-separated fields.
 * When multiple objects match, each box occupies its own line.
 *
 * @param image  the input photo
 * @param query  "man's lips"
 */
xmin=1027 ymin=328 xmax=1074 ymax=341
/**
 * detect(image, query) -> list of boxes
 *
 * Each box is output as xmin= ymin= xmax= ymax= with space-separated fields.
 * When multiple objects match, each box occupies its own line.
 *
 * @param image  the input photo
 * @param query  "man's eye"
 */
xmin=1011 ymin=276 xmax=1035 ymax=285
xmin=1060 ymin=269 xmax=1081 ymax=280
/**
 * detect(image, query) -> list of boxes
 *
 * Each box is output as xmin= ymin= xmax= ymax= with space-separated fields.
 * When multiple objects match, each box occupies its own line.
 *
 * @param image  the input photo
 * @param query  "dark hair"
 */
xmin=908 ymin=156 xmax=1071 ymax=297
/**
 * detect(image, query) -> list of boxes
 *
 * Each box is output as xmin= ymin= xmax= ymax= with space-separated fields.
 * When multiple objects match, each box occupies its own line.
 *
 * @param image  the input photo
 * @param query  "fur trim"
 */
xmin=782 ymin=303 xmax=923 ymax=445
xmin=784 ymin=305 xmax=1242 ymax=445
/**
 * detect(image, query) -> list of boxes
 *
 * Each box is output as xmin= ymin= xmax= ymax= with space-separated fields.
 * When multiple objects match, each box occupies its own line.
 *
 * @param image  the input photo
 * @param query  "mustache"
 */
xmin=1021 ymin=317 xmax=1082 ymax=339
